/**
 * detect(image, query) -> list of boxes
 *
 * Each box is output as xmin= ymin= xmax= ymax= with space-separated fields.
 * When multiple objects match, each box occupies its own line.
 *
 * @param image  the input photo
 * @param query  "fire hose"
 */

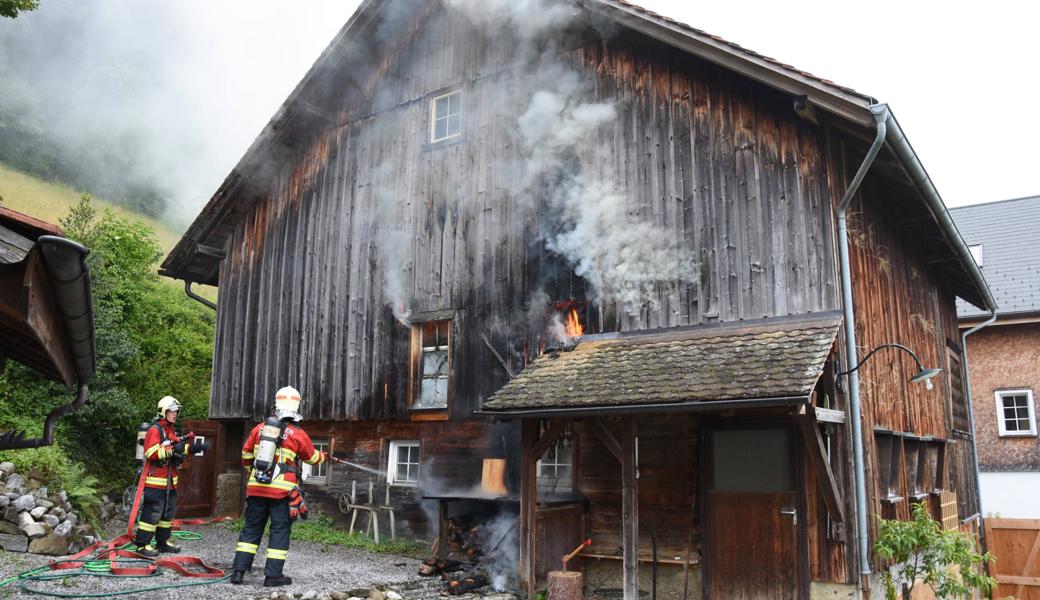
xmin=0 ymin=454 xmax=231 ymax=597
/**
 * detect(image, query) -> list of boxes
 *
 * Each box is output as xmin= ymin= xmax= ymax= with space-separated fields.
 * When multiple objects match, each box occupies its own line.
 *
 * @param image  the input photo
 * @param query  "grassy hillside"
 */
xmin=0 ymin=162 xmax=183 ymax=253
xmin=0 ymin=162 xmax=217 ymax=301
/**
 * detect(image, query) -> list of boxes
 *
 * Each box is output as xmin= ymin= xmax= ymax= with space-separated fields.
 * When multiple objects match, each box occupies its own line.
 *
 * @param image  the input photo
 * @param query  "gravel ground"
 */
xmin=0 ymin=520 xmax=443 ymax=600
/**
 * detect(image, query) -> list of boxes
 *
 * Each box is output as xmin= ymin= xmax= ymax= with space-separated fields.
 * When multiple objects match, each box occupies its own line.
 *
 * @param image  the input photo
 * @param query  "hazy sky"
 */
xmin=5 ymin=0 xmax=1036 ymax=222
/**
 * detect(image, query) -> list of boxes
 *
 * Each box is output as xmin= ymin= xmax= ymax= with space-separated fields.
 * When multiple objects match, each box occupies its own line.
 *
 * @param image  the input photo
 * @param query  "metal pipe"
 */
xmin=0 ymin=385 xmax=90 ymax=449
xmin=185 ymin=281 xmax=217 ymax=311
xmin=837 ymin=103 xmax=889 ymax=594
xmin=960 ymin=307 xmax=997 ymax=553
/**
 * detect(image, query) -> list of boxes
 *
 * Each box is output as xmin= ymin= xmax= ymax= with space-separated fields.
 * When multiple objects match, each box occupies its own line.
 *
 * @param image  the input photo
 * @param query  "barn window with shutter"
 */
xmin=946 ymin=346 xmax=969 ymax=433
xmin=411 ymin=319 xmax=451 ymax=410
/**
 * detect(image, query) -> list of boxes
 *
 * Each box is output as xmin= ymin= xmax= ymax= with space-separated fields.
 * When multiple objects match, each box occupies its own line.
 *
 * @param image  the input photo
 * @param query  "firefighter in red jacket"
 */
xmin=133 ymin=396 xmax=204 ymax=556
xmin=231 ymin=386 xmax=326 ymax=587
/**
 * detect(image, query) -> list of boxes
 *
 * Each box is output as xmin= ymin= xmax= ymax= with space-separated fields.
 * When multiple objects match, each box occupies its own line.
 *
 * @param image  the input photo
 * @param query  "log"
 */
xmin=481 ymin=458 xmax=508 ymax=496
xmin=547 ymin=571 xmax=583 ymax=600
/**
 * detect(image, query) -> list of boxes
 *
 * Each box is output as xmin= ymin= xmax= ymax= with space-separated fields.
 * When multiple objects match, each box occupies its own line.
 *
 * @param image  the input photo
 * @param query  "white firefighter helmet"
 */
xmin=274 ymin=386 xmax=303 ymax=422
xmin=157 ymin=395 xmax=181 ymax=417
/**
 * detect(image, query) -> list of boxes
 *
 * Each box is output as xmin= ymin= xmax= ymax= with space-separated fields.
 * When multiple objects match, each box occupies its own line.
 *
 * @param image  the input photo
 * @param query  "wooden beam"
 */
xmin=531 ymin=419 xmax=569 ymax=462
xmin=620 ymin=419 xmax=639 ymax=600
xmin=814 ymin=407 xmax=846 ymax=424
xmin=797 ymin=411 xmax=845 ymax=522
xmin=519 ymin=419 xmax=539 ymax=595
xmin=588 ymin=418 xmax=623 ymax=463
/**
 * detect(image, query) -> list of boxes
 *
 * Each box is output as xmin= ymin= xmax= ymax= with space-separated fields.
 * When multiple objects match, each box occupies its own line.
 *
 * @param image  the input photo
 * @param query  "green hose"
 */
xmin=0 ymin=529 xmax=228 ymax=597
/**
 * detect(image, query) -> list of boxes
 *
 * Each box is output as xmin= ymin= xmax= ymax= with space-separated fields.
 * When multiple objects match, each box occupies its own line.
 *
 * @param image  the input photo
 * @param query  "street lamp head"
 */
xmin=909 ymin=367 xmax=943 ymax=390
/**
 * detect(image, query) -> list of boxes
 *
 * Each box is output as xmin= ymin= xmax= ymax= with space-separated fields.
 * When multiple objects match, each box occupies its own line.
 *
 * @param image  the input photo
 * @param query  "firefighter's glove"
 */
xmin=188 ymin=440 xmax=211 ymax=455
xmin=287 ymin=487 xmax=308 ymax=521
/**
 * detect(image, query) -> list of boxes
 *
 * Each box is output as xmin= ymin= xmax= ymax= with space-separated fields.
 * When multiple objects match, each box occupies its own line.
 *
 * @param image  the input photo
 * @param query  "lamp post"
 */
xmin=838 ymin=343 xmax=942 ymax=390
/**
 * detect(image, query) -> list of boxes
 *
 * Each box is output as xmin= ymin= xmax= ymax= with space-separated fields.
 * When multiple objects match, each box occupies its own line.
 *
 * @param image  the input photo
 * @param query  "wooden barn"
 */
xmin=160 ymin=1 xmax=995 ymax=598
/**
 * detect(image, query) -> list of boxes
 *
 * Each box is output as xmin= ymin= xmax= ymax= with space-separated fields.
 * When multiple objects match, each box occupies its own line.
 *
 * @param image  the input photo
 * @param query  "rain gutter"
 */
xmin=185 ymin=281 xmax=217 ymax=311
xmin=475 ymin=395 xmax=809 ymax=420
xmin=960 ymin=306 xmax=997 ymax=553
xmin=0 ymin=236 xmax=95 ymax=450
xmin=837 ymin=103 xmax=889 ymax=595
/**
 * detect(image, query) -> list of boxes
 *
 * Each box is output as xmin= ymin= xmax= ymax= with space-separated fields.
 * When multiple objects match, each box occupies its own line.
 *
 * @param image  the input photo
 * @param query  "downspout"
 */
xmin=837 ymin=103 xmax=890 ymax=596
xmin=961 ymin=307 xmax=997 ymax=552
xmin=185 ymin=281 xmax=217 ymax=311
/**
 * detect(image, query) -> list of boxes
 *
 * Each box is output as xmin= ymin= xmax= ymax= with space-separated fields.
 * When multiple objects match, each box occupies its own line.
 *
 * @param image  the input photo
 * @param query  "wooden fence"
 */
xmin=986 ymin=518 xmax=1040 ymax=600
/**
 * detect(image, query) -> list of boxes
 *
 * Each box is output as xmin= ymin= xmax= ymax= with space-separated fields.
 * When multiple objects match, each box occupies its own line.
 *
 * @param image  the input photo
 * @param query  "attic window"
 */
xmin=430 ymin=91 xmax=461 ymax=143
xmin=969 ymin=244 xmax=983 ymax=266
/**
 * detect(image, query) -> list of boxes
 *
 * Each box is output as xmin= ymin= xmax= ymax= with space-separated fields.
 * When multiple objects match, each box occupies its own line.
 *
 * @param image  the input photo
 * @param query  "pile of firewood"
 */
xmin=444 ymin=516 xmax=484 ymax=561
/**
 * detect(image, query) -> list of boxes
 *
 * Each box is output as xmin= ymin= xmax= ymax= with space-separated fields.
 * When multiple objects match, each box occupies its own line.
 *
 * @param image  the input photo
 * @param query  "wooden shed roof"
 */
xmin=483 ymin=313 xmax=840 ymax=413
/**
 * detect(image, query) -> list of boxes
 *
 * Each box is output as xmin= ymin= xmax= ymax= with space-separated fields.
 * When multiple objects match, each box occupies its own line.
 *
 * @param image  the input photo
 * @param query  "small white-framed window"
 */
xmin=388 ymin=440 xmax=420 ymax=486
xmin=192 ymin=436 xmax=206 ymax=457
xmin=995 ymin=390 xmax=1037 ymax=437
xmin=537 ymin=439 xmax=574 ymax=492
xmin=430 ymin=90 xmax=462 ymax=143
xmin=302 ymin=438 xmax=331 ymax=484
xmin=969 ymin=244 xmax=984 ymax=267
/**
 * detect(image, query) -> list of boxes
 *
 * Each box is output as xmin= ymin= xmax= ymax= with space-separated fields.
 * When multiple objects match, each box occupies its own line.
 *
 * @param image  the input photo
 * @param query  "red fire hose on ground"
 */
xmin=0 ymin=455 xmax=231 ymax=597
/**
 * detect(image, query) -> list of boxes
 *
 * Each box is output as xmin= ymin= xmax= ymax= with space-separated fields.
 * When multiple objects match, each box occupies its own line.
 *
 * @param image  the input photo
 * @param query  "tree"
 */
xmin=875 ymin=503 xmax=997 ymax=600
xmin=0 ymin=0 xmax=39 ymax=18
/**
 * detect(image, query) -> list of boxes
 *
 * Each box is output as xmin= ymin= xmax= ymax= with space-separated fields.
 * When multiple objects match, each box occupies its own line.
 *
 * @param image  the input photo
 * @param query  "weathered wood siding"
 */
xmin=209 ymin=11 xmax=838 ymax=421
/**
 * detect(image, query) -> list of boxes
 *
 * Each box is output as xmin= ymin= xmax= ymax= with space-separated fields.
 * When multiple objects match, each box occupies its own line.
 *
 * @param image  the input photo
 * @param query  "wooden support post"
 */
xmin=520 ymin=419 xmax=539 ymax=596
xmin=620 ymin=419 xmax=639 ymax=600
xmin=797 ymin=408 xmax=845 ymax=521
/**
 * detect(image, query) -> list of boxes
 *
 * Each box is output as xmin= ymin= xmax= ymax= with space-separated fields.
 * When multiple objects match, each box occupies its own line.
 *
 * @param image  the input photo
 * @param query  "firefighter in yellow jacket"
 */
xmin=133 ymin=396 xmax=206 ymax=556
xmin=231 ymin=386 xmax=326 ymax=587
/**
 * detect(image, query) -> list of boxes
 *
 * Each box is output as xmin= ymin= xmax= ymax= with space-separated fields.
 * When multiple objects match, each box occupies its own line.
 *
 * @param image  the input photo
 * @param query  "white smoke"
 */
xmin=517 ymin=82 xmax=699 ymax=311
xmin=477 ymin=512 xmax=520 ymax=592
xmin=378 ymin=227 xmax=413 ymax=326
xmin=446 ymin=0 xmax=577 ymax=42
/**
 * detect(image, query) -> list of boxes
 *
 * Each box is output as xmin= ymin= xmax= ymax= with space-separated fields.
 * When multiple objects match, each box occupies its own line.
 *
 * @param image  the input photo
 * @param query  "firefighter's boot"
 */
xmin=156 ymin=541 xmax=182 ymax=554
xmin=230 ymin=570 xmax=245 ymax=585
xmin=264 ymin=575 xmax=292 ymax=587
xmin=135 ymin=545 xmax=159 ymax=558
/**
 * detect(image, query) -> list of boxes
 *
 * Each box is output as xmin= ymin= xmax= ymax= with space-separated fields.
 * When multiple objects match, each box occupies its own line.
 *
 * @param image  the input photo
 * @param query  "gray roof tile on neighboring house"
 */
xmin=483 ymin=315 xmax=840 ymax=411
xmin=951 ymin=196 xmax=1040 ymax=319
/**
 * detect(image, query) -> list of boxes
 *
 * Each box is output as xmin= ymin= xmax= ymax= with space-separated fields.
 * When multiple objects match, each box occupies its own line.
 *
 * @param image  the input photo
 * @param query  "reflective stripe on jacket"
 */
xmin=143 ymin=420 xmax=181 ymax=490
xmin=241 ymin=421 xmax=326 ymax=499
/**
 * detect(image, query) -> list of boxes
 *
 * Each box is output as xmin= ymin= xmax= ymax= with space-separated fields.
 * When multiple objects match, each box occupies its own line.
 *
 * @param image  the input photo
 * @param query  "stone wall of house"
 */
xmin=965 ymin=321 xmax=1040 ymax=471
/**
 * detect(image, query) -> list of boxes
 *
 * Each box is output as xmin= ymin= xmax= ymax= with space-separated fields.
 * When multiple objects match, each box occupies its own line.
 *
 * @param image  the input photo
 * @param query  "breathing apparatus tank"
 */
xmin=252 ymin=416 xmax=283 ymax=484
xmin=134 ymin=422 xmax=150 ymax=466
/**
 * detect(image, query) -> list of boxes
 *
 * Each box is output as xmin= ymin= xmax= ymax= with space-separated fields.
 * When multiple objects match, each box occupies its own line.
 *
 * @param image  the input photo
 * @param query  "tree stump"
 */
xmin=547 ymin=570 xmax=583 ymax=600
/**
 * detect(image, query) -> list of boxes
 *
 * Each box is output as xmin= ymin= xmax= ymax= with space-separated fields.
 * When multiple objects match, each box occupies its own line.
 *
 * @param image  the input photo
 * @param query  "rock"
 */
xmin=385 ymin=592 xmax=402 ymax=600
xmin=54 ymin=520 xmax=73 ymax=537
xmin=65 ymin=513 xmax=78 ymax=527
xmin=13 ymin=494 xmax=36 ymax=512
xmin=26 ymin=479 xmax=42 ymax=491
xmin=67 ymin=537 xmax=93 ymax=554
xmin=48 ymin=506 xmax=65 ymax=518
xmin=21 ymin=522 xmax=47 ymax=539
xmin=62 ymin=501 xmax=73 ymax=512
xmin=18 ymin=511 xmax=35 ymax=529
xmin=3 ymin=506 xmax=19 ymax=523
xmin=32 ymin=486 xmax=49 ymax=499
xmin=57 ymin=490 xmax=68 ymax=503
xmin=347 ymin=597 xmax=365 ymax=600
xmin=26 ymin=468 xmax=45 ymax=481
xmin=368 ymin=590 xmax=385 ymax=600
xmin=0 ymin=495 xmax=8 ymax=509
xmin=302 ymin=592 xmax=318 ymax=600
xmin=4 ymin=474 xmax=24 ymax=489
xmin=330 ymin=593 xmax=349 ymax=600
xmin=42 ymin=514 xmax=59 ymax=528
xmin=0 ymin=462 xmax=14 ymax=475
xmin=72 ymin=523 xmax=93 ymax=538
xmin=30 ymin=506 xmax=47 ymax=519
xmin=36 ymin=499 xmax=54 ymax=509
xmin=28 ymin=533 xmax=68 ymax=555
xmin=0 ymin=532 xmax=27 ymax=552
xmin=0 ymin=520 xmax=20 ymax=535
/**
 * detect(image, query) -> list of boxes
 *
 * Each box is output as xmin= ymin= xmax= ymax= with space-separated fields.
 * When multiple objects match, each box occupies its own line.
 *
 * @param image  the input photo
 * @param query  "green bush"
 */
xmin=875 ymin=503 xmax=997 ymax=600
xmin=226 ymin=512 xmax=427 ymax=556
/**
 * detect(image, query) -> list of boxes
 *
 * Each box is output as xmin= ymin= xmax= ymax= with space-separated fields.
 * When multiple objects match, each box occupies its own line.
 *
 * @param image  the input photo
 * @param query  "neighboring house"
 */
xmin=952 ymin=196 xmax=1040 ymax=519
xmin=0 ymin=205 xmax=95 ymax=449
xmin=161 ymin=1 xmax=994 ymax=599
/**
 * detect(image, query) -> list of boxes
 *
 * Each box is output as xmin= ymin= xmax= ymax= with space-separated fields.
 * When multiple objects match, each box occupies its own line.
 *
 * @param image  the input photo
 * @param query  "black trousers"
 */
xmin=233 ymin=496 xmax=292 ymax=577
xmin=133 ymin=487 xmax=177 ymax=547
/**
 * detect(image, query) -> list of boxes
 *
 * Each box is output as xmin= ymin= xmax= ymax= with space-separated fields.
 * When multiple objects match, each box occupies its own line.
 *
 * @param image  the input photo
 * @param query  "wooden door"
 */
xmin=175 ymin=420 xmax=222 ymax=518
xmin=705 ymin=427 xmax=803 ymax=600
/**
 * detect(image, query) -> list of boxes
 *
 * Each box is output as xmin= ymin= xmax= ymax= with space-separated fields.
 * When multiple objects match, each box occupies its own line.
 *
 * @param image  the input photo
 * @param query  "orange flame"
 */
xmin=565 ymin=309 xmax=584 ymax=337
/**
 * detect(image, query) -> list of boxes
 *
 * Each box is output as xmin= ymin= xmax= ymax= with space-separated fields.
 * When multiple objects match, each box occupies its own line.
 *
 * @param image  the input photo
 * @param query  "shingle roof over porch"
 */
xmin=483 ymin=313 xmax=841 ymax=412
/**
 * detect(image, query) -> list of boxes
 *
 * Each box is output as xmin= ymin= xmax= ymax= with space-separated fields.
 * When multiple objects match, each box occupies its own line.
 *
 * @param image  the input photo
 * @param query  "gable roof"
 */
xmin=160 ymin=0 xmax=993 ymax=312
xmin=951 ymin=196 xmax=1040 ymax=320
xmin=482 ymin=314 xmax=840 ymax=414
